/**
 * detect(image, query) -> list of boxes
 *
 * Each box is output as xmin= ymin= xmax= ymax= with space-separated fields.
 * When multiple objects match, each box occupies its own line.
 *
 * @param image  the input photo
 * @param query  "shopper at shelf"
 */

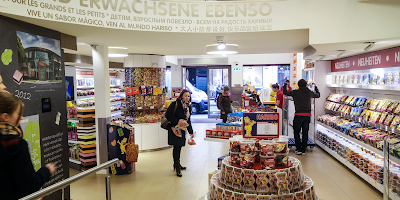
xmin=165 ymin=89 xmax=194 ymax=177
xmin=0 ymin=93 xmax=57 ymax=200
xmin=218 ymin=86 xmax=232 ymax=123
xmin=283 ymin=79 xmax=320 ymax=155
xmin=271 ymin=83 xmax=283 ymax=109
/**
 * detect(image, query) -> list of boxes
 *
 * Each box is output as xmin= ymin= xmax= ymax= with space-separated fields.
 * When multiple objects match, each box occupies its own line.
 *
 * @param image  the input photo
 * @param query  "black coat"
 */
xmin=218 ymin=93 xmax=232 ymax=119
xmin=165 ymin=99 xmax=193 ymax=146
xmin=283 ymin=85 xmax=320 ymax=114
xmin=0 ymin=134 xmax=51 ymax=200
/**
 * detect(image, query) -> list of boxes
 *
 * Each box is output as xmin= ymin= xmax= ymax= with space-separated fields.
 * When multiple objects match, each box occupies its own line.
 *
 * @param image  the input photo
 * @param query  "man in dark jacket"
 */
xmin=218 ymin=86 xmax=232 ymax=123
xmin=283 ymin=79 xmax=320 ymax=155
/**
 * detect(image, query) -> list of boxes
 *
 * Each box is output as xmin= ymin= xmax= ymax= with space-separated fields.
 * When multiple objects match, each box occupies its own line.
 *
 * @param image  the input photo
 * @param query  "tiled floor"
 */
xmin=69 ymin=123 xmax=382 ymax=200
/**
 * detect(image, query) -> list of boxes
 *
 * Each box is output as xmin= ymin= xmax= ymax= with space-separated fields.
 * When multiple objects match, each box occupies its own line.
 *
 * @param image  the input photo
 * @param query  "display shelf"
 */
xmin=68 ymin=140 xmax=80 ymax=144
xmin=316 ymin=121 xmax=400 ymax=165
xmin=110 ymin=92 xmax=125 ymax=95
xmin=327 ymin=84 xmax=400 ymax=91
xmin=68 ymin=119 xmax=79 ymax=123
xmin=110 ymin=101 xmax=122 ymax=105
xmin=315 ymin=140 xmax=400 ymax=200
xmin=77 ymin=95 xmax=95 ymax=99
xmin=69 ymin=158 xmax=81 ymax=164
xmin=111 ymin=110 xmax=122 ymax=115
xmin=204 ymin=137 xmax=229 ymax=143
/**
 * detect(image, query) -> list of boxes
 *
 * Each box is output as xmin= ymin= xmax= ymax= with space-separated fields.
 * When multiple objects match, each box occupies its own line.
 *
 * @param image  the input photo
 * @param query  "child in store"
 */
xmin=0 ymin=92 xmax=56 ymax=200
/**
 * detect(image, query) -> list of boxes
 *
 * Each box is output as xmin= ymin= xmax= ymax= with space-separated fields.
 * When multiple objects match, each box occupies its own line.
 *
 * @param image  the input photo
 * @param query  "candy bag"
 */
xmin=243 ymin=169 xmax=255 ymax=192
xmin=232 ymin=168 xmax=242 ymax=190
xmin=256 ymin=170 xmax=269 ymax=193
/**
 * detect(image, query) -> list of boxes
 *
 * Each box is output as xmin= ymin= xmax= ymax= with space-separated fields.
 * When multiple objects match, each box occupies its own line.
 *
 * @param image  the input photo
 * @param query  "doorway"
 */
xmin=207 ymin=66 xmax=231 ymax=118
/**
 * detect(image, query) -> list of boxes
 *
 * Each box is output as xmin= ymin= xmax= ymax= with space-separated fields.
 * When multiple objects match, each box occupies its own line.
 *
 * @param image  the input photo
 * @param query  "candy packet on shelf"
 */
xmin=232 ymin=168 xmax=242 ymax=190
xmin=256 ymin=170 xmax=269 ymax=193
xmin=234 ymin=192 xmax=245 ymax=200
xmin=243 ymin=169 xmax=255 ymax=193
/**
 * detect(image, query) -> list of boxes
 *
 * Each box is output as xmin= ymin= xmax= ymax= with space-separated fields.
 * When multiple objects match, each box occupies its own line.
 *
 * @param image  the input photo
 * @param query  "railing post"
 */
xmin=105 ymin=167 xmax=112 ymax=200
xmin=383 ymin=138 xmax=389 ymax=200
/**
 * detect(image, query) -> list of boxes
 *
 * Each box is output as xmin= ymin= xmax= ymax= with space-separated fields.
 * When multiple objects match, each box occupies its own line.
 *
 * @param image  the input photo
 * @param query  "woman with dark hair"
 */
xmin=0 ymin=93 xmax=56 ymax=199
xmin=272 ymin=83 xmax=283 ymax=109
xmin=165 ymin=89 xmax=194 ymax=177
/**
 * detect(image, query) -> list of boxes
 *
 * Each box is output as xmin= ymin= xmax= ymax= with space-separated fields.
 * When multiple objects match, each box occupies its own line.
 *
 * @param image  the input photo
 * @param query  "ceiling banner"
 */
xmin=0 ymin=0 xmax=274 ymax=33
xmin=331 ymin=46 xmax=400 ymax=72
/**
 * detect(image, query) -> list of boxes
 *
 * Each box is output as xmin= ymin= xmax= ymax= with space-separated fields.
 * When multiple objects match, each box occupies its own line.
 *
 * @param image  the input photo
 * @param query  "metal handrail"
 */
xmin=20 ymin=158 xmax=120 ymax=200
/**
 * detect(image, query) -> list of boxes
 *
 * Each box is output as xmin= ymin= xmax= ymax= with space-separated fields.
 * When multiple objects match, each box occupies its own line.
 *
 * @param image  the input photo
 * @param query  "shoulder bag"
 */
xmin=161 ymin=101 xmax=178 ymax=130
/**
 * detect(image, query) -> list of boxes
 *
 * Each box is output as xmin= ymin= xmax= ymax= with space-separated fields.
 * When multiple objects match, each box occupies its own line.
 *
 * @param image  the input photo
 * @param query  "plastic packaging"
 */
xmin=260 ymin=155 xmax=276 ymax=170
xmin=240 ymin=154 xmax=255 ymax=169
xmin=260 ymin=140 xmax=275 ymax=156
xmin=240 ymin=140 xmax=256 ymax=155
xmin=273 ymin=138 xmax=288 ymax=153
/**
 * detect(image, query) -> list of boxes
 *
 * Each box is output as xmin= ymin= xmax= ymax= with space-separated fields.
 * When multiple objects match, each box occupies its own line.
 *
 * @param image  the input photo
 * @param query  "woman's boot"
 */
xmin=174 ymin=163 xmax=182 ymax=177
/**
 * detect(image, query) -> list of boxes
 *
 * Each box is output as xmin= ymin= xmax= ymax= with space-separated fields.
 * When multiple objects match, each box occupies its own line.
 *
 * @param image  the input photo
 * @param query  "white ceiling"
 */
xmin=2 ymin=13 xmax=400 ymax=62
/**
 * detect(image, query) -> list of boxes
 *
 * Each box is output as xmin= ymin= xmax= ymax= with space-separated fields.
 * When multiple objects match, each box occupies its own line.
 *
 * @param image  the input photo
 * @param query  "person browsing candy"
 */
xmin=283 ymin=79 xmax=320 ymax=155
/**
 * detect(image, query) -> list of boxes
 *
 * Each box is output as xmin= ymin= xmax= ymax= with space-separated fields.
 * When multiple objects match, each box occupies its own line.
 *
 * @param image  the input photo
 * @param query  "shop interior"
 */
xmin=2 ymin=1 xmax=400 ymax=200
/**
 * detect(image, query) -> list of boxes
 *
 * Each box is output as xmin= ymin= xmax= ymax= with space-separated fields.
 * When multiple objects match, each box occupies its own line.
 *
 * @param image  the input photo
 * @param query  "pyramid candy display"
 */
xmin=208 ymin=136 xmax=317 ymax=200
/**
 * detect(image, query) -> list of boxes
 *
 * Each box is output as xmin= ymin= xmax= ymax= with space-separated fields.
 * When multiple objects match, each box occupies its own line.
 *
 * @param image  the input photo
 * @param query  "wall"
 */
xmin=314 ymin=61 xmax=331 ymax=117
xmin=171 ymin=65 xmax=183 ymax=88
xmin=228 ymin=53 xmax=292 ymax=86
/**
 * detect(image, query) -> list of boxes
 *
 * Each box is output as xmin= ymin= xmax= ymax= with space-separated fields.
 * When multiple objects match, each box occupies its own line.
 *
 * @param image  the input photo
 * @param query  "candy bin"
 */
xmin=229 ymin=138 xmax=241 ymax=153
xmin=260 ymin=155 xmax=275 ymax=170
xmin=240 ymin=154 xmax=255 ymax=169
xmin=230 ymin=152 xmax=241 ymax=166
xmin=272 ymin=137 xmax=288 ymax=153
xmin=275 ymin=150 xmax=289 ymax=168
xmin=240 ymin=140 xmax=256 ymax=155
xmin=259 ymin=140 xmax=275 ymax=156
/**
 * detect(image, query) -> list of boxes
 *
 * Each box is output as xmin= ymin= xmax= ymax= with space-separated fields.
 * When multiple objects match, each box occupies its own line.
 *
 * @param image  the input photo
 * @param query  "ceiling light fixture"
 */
xmin=108 ymin=47 xmax=128 ymax=57
xmin=207 ymin=36 xmax=238 ymax=55
xmin=337 ymin=50 xmax=345 ymax=58
xmin=364 ymin=42 xmax=374 ymax=52
xmin=206 ymin=44 xmax=238 ymax=55
xmin=218 ymin=42 xmax=226 ymax=50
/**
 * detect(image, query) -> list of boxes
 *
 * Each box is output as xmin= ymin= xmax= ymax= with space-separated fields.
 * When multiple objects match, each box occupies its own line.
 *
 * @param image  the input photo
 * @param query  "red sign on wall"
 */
xmin=76 ymin=70 xmax=94 ymax=75
xmin=331 ymin=46 xmax=400 ymax=72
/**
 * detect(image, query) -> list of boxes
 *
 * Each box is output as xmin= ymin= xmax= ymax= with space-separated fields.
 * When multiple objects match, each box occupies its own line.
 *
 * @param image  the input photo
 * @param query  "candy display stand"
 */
xmin=124 ymin=67 xmax=170 ymax=151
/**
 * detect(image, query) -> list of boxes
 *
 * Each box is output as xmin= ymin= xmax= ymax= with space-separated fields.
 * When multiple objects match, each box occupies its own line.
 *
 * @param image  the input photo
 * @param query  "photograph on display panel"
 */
xmin=16 ymin=31 xmax=62 ymax=85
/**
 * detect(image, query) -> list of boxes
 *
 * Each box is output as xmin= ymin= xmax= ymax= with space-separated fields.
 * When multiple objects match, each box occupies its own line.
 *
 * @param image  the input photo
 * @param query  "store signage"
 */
xmin=243 ymin=112 xmax=279 ymax=139
xmin=331 ymin=46 xmax=400 ymax=72
xmin=77 ymin=70 xmax=117 ymax=76
xmin=0 ymin=0 xmax=274 ymax=33
xmin=76 ymin=70 xmax=94 ymax=75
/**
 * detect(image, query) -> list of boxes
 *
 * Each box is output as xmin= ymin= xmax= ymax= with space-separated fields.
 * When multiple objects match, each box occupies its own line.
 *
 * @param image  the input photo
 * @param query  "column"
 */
xmin=92 ymin=45 xmax=111 ymax=167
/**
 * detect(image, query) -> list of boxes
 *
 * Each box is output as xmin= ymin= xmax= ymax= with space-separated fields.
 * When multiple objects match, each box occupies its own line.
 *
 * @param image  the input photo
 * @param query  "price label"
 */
xmin=150 ymin=106 xmax=154 ymax=109
xmin=137 ymin=107 xmax=142 ymax=110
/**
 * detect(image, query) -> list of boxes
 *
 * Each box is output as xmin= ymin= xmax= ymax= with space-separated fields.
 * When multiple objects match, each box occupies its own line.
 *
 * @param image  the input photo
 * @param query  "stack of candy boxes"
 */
xmin=316 ymin=130 xmax=400 ymax=195
xmin=208 ymin=136 xmax=317 ymax=200
xmin=206 ymin=123 xmax=243 ymax=139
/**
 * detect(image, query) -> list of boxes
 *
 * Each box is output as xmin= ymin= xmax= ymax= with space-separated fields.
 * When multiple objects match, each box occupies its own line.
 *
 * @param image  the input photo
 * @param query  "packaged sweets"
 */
xmin=258 ymin=195 xmax=271 ymax=200
xmin=355 ymin=74 xmax=360 ymax=84
xmin=304 ymin=188 xmax=312 ymax=200
xmin=232 ymin=168 xmax=242 ymax=190
xmin=388 ymin=102 xmax=399 ymax=113
xmin=336 ymin=75 xmax=340 ymax=84
xmin=276 ymin=172 xmax=290 ymax=195
xmin=240 ymin=154 xmax=255 ymax=169
xmin=388 ymin=72 xmax=393 ymax=84
xmin=240 ymin=140 xmax=256 ymax=155
xmin=224 ymin=190 xmax=233 ymax=200
xmin=217 ymin=187 xmax=225 ymax=200
xmin=282 ymin=194 xmax=294 ymax=200
xmin=349 ymin=75 xmax=354 ymax=84
xmin=391 ymin=116 xmax=400 ymax=128
xmin=245 ymin=194 xmax=257 ymax=200
xmin=260 ymin=140 xmax=275 ymax=156
xmin=243 ymin=169 xmax=255 ymax=192
xmin=261 ymin=155 xmax=276 ymax=170
xmin=230 ymin=152 xmax=241 ymax=166
xmin=273 ymin=138 xmax=288 ymax=153
xmin=275 ymin=150 xmax=289 ymax=168
xmin=332 ymin=75 xmax=336 ymax=84
xmin=230 ymin=138 xmax=241 ymax=153
xmin=256 ymin=170 xmax=269 ymax=193
xmin=271 ymin=195 xmax=282 ymax=200
xmin=225 ymin=166 xmax=234 ymax=187
xmin=294 ymin=191 xmax=304 ymax=200
xmin=220 ymin=163 xmax=226 ymax=184
xmin=395 ymin=72 xmax=400 ymax=84
xmin=378 ymin=113 xmax=388 ymax=124
xmin=234 ymin=193 xmax=245 ymax=200
xmin=268 ymin=170 xmax=278 ymax=193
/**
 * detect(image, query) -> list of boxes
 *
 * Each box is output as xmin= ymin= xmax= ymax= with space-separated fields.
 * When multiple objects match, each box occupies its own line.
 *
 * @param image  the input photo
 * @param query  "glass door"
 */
xmin=207 ymin=66 xmax=231 ymax=118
